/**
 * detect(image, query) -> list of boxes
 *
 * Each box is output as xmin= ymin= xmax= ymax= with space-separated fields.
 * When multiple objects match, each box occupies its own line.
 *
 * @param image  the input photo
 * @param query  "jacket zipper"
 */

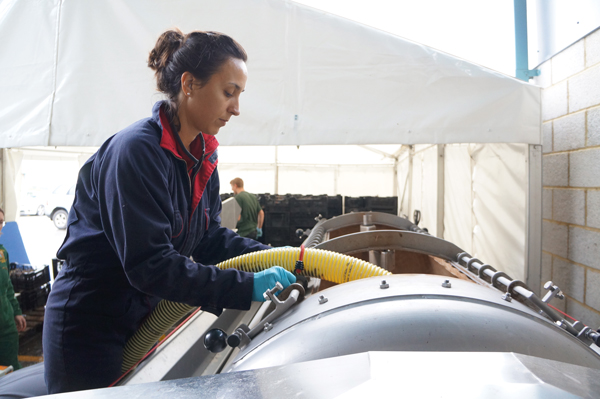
xmin=178 ymin=149 xmax=212 ymax=254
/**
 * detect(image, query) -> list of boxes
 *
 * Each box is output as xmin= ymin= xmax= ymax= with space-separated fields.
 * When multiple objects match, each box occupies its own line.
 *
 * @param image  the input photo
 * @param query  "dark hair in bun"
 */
xmin=148 ymin=28 xmax=247 ymax=127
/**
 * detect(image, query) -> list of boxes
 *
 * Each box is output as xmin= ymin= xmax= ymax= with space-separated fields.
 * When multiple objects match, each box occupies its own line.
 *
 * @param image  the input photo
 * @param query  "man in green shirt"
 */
xmin=230 ymin=178 xmax=264 ymax=239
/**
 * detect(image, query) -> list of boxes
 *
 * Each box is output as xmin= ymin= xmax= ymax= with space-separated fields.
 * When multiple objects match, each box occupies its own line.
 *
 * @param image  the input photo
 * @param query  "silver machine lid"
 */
xmin=226 ymin=274 xmax=600 ymax=372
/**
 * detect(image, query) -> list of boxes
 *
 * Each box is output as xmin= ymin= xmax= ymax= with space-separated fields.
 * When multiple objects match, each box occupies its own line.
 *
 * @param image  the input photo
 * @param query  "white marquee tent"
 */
xmin=0 ymin=0 xmax=542 ymax=291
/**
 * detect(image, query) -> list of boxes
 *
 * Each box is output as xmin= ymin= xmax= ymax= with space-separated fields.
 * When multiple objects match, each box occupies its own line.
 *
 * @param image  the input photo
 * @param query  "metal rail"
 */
xmin=305 ymin=212 xmax=599 ymax=347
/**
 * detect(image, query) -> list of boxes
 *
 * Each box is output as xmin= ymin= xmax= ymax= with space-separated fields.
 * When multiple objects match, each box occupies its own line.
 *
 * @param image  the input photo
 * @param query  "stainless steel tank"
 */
xmin=226 ymin=274 xmax=600 ymax=372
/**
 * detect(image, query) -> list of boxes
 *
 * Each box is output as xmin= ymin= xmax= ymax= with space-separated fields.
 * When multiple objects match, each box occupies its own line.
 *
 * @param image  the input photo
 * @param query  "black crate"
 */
xmin=290 ymin=215 xmax=319 ymax=229
xmin=263 ymin=226 xmax=290 ymax=242
xmin=264 ymin=212 xmax=289 ymax=229
xmin=290 ymin=195 xmax=328 ymax=215
xmin=17 ymin=283 xmax=51 ymax=311
xmin=344 ymin=196 xmax=398 ymax=215
xmin=364 ymin=196 xmax=398 ymax=213
xmin=344 ymin=197 xmax=365 ymax=213
xmin=327 ymin=195 xmax=343 ymax=218
xmin=9 ymin=262 xmax=34 ymax=272
xmin=10 ymin=266 xmax=50 ymax=292
xmin=261 ymin=194 xmax=292 ymax=212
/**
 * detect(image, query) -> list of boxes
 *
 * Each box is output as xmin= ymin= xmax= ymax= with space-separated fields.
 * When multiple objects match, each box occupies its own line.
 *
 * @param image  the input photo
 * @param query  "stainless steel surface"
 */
xmin=122 ymin=303 xmax=263 ymax=384
xmin=456 ymin=252 xmax=591 ymax=342
xmin=304 ymin=212 xmax=428 ymax=248
xmin=43 ymin=352 xmax=600 ymax=398
xmin=226 ymin=274 xmax=600 ymax=373
xmin=315 ymin=229 xmax=461 ymax=260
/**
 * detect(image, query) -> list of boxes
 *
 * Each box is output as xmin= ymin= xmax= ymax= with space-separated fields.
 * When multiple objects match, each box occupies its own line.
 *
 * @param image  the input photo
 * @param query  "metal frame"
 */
xmin=514 ymin=0 xmax=541 ymax=81
xmin=526 ymin=144 xmax=543 ymax=295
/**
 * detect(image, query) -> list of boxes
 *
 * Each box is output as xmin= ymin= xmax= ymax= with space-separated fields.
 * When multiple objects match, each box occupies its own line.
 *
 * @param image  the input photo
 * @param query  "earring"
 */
xmin=187 ymin=92 xmax=191 ymax=96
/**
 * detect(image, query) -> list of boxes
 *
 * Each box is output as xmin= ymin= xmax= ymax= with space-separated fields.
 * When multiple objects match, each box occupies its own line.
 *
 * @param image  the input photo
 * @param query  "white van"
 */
xmin=45 ymin=184 xmax=75 ymax=229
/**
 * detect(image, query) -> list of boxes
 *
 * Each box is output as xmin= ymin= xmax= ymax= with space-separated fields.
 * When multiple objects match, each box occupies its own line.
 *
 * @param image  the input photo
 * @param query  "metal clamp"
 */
xmin=465 ymin=257 xmax=482 ymax=272
xmin=227 ymin=282 xmax=304 ymax=349
xmin=490 ymin=271 xmax=510 ymax=288
xmin=506 ymin=279 xmax=528 ymax=297
xmin=542 ymin=281 xmax=565 ymax=304
xmin=456 ymin=252 xmax=471 ymax=264
xmin=477 ymin=264 xmax=495 ymax=279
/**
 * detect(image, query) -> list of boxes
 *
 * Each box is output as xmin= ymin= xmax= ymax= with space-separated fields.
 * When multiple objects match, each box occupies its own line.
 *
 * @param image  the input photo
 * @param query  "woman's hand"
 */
xmin=14 ymin=315 xmax=26 ymax=332
xmin=252 ymin=266 xmax=296 ymax=301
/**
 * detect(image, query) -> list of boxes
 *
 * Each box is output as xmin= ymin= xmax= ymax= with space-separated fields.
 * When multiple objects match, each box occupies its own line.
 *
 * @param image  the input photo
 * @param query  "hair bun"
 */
xmin=148 ymin=29 xmax=185 ymax=72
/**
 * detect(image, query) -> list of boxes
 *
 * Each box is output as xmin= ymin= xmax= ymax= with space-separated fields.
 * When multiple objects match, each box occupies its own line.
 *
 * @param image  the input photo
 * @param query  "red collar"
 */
xmin=158 ymin=106 xmax=219 ymax=218
xmin=158 ymin=107 xmax=218 ymax=162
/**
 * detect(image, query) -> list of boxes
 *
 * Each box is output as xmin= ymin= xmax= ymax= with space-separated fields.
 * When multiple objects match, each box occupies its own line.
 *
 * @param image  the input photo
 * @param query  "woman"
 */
xmin=43 ymin=29 xmax=295 ymax=393
xmin=0 ymin=208 xmax=27 ymax=371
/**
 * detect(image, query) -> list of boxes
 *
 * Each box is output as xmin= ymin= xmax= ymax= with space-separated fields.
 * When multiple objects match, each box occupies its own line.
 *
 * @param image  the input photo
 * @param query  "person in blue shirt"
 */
xmin=43 ymin=29 xmax=295 ymax=394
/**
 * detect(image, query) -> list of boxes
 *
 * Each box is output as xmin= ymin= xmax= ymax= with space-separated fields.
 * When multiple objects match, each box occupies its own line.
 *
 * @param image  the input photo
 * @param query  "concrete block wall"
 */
xmin=534 ymin=28 xmax=600 ymax=328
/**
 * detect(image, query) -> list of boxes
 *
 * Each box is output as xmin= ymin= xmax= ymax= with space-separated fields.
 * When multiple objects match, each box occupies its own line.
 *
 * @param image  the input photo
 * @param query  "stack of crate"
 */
xmin=258 ymin=194 xmax=292 ymax=247
xmin=221 ymin=193 xmax=397 ymax=246
xmin=344 ymin=196 xmax=398 ymax=215
xmin=10 ymin=264 xmax=51 ymax=312
xmin=258 ymin=194 xmax=344 ymax=247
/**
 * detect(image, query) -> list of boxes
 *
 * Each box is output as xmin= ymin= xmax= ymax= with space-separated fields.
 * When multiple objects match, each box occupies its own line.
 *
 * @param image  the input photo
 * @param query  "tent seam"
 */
xmin=47 ymin=0 xmax=64 ymax=147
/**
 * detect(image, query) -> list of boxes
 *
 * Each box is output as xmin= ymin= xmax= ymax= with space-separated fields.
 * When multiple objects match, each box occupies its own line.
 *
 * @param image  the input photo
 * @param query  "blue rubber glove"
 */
xmin=252 ymin=266 xmax=297 ymax=302
xmin=256 ymin=227 xmax=263 ymax=238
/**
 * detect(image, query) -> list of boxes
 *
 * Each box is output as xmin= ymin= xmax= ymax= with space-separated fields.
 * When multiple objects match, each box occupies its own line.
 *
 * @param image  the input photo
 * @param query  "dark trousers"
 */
xmin=43 ymin=305 xmax=127 ymax=393
xmin=0 ymin=330 xmax=21 ymax=370
xmin=43 ymin=273 xmax=151 ymax=394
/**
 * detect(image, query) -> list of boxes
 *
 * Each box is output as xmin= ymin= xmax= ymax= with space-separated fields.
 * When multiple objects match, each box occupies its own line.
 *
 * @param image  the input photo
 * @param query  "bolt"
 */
xmin=263 ymin=322 xmax=273 ymax=332
xmin=442 ymin=280 xmax=451 ymax=288
xmin=501 ymin=293 xmax=512 ymax=302
xmin=318 ymin=295 xmax=328 ymax=304
xmin=380 ymin=280 xmax=389 ymax=289
xmin=555 ymin=320 xmax=568 ymax=330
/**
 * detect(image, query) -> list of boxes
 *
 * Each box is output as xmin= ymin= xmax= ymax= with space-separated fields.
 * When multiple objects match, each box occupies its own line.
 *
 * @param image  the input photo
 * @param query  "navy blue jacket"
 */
xmin=44 ymin=101 xmax=271 ymax=393
xmin=49 ymin=99 xmax=270 ymax=325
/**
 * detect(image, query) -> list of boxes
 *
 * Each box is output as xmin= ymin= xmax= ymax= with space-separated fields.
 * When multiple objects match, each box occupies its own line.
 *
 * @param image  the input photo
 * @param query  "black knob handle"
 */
xmin=227 ymin=333 xmax=241 ymax=348
xmin=203 ymin=329 xmax=228 ymax=353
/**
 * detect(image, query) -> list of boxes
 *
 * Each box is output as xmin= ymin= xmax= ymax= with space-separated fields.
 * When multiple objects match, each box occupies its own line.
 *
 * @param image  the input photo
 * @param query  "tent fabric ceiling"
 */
xmin=0 ymin=0 xmax=541 ymax=148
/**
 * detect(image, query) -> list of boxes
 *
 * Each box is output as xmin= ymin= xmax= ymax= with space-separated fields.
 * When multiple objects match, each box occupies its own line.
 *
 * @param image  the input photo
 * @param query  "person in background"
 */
xmin=0 ymin=208 xmax=26 ymax=371
xmin=43 ymin=29 xmax=295 ymax=394
xmin=230 ymin=178 xmax=264 ymax=239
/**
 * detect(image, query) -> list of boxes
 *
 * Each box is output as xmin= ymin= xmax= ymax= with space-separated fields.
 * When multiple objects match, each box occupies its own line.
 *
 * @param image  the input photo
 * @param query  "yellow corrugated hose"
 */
xmin=121 ymin=247 xmax=391 ymax=373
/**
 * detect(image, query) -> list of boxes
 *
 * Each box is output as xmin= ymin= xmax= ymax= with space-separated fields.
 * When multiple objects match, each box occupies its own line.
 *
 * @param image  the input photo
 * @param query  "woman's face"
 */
xmin=184 ymin=57 xmax=248 ymax=136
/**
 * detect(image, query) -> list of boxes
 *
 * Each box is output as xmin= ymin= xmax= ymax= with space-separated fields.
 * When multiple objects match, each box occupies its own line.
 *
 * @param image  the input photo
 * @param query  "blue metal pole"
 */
xmin=514 ymin=0 xmax=540 ymax=81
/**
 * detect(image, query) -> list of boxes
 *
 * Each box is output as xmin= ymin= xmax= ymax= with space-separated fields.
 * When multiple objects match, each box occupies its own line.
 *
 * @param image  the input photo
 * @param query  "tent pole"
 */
xmin=274 ymin=146 xmax=279 ymax=194
xmin=393 ymin=158 xmax=399 ymax=215
xmin=526 ymin=144 xmax=542 ymax=295
xmin=436 ymin=145 xmax=445 ymax=238
xmin=407 ymin=146 xmax=414 ymax=217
